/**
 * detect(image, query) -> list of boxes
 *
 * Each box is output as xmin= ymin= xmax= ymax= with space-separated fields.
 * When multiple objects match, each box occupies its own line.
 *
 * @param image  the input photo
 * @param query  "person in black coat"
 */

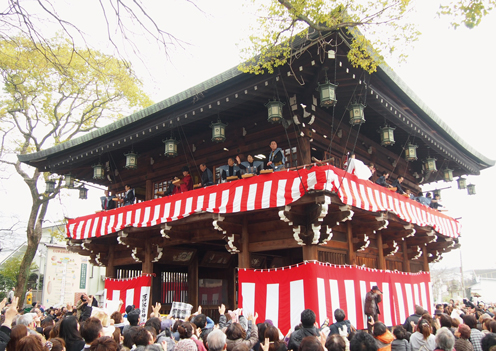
xmin=288 ymin=309 xmax=320 ymax=351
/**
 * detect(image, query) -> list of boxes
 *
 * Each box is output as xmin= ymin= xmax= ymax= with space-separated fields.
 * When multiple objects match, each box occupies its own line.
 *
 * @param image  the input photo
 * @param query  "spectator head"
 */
xmin=488 ymin=321 xmax=496 ymax=333
xmin=334 ymin=309 xmax=346 ymax=322
xmin=456 ymin=324 xmax=471 ymax=340
xmin=393 ymin=326 xmax=407 ymax=340
xmin=175 ymin=339 xmax=198 ymax=351
xmin=123 ymin=326 xmax=141 ymax=349
xmin=44 ymin=325 xmax=54 ymax=340
xmin=81 ymin=317 xmax=103 ymax=344
xmin=439 ymin=314 xmax=452 ymax=329
xmin=207 ymin=329 xmax=228 ymax=351
xmin=47 ymin=338 xmax=66 ymax=351
xmin=299 ymin=335 xmax=324 ymax=351
xmin=462 ymin=314 xmax=477 ymax=329
xmin=41 ymin=316 xmax=54 ymax=328
xmin=127 ymin=309 xmax=140 ymax=326
xmin=326 ymin=334 xmax=346 ymax=351
xmin=134 ymin=327 xmax=154 ymax=346
xmin=435 ymin=327 xmax=455 ymax=351
xmin=17 ymin=313 xmax=36 ymax=329
xmin=59 ymin=315 xmax=83 ymax=343
xmin=145 ymin=317 xmax=162 ymax=335
xmin=417 ymin=319 xmax=432 ymax=340
xmin=232 ymin=345 xmax=250 ymax=351
xmin=226 ymin=323 xmax=246 ymax=341
xmin=6 ymin=324 xmax=28 ymax=351
xmin=110 ymin=311 xmax=122 ymax=324
xmin=125 ymin=305 xmax=134 ymax=314
xmin=415 ymin=305 xmax=424 ymax=315
xmin=482 ymin=333 xmax=496 ymax=351
xmin=50 ymin=321 xmax=61 ymax=339
xmin=17 ymin=334 xmax=45 ymax=351
xmin=178 ymin=321 xmax=194 ymax=339
xmin=300 ymin=309 xmax=316 ymax=328
xmin=173 ymin=320 xmax=184 ymax=333
xmin=257 ymin=322 xmax=270 ymax=343
xmin=90 ymin=336 xmax=119 ymax=351
xmin=350 ymin=331 xmax=378 ymax=351
xmin=372 ymin=322 xmax=387 ymax=338
xmin=192 ymin=313 xmax=207 ymax=329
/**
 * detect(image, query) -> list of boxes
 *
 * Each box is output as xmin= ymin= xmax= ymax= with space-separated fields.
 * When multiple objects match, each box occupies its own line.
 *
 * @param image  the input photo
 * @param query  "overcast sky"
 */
xmin=1 ymin=0 xmax=494 ymax=271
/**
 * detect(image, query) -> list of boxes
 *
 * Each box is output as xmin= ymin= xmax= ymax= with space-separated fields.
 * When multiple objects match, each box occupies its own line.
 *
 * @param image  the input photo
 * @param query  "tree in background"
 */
xmin=0 ymin=256 xmax=38 ymax=288
xmin=0 ymin=35 xmax=153 ymax=306
xmin=439 ymin=0 xmax=495 ymax=28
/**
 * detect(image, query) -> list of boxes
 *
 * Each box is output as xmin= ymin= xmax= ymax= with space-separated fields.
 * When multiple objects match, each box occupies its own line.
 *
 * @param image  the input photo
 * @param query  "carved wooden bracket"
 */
xmin=225 ymin=234 xmax=241 ymax=254
xmin=354 ymin=233 xmax=370 ymax=252
xmin=212 ymin=215 xmax=242 ymax=253
xmin=408 ymin=245 xmax=422 ymax=260
xmin=403 ymin=224 xmax=416 ymax=238
xmin=383 ymin=240 xmax=399 ymax=257
xmin=428 ymin=250 xmax=442 ymax=263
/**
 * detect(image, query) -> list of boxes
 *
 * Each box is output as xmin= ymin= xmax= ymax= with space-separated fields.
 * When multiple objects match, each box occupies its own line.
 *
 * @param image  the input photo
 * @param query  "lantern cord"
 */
xmin=391 ymin=135 xmax=410 ymax=175
xmin=107 ymin=150 xmax=124 ymax=186
xmin=178 ymin=118 xmax=200 ymax=178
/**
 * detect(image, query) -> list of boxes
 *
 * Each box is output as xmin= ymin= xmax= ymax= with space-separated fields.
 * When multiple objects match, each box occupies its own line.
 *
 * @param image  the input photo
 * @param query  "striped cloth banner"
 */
xmin=66 ymin=165 xmax=460 ymax=239
xmin=104 ymin=275 xmax=152 ymax=321
xmin=238 ymin=261 xmax=433 ymax=334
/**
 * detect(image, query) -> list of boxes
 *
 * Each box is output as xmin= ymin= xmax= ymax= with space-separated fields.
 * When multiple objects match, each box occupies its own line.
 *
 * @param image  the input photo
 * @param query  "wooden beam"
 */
xmin=238 ymin=216 xmax=250 ymax=268
xmin=402 ymin=240 xmax=410 ymax=273
xmin=377 ymin=232 xmax=385 ymax=270
xmin=347 ymin=221 xmax=355 ymax=265
xmin=188 ymin=252 xmax=198 ymax=310
xmin=106 ymin=245 xmax=115 ymax=278
xmin=422 ymin=245 xmax=429 ymax=272
xmin=249 ymin=239 xmax=302 ymax=252
xmin=302 ymin=244 xmax=318 ymax=261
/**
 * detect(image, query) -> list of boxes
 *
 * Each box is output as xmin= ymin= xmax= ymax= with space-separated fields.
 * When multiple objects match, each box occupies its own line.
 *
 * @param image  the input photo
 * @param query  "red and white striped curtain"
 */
xmin=238 ymin=261 xmax=432 ymax=334
xmin=104 ymin=275 xmax=152 ymax=321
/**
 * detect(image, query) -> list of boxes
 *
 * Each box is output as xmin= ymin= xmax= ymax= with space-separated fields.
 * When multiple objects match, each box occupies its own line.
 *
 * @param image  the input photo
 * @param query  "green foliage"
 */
xmin=239 ymin=0 xmax=419 ymax=74
xmin=439 ymin=0 xmax=495 ymax=28
xmin=0 ymin=256 xmax=37 ymax=286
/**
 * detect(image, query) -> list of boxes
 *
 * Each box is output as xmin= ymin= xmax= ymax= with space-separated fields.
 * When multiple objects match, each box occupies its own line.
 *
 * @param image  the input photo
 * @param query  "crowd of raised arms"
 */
xmin=1 ymin=293 xmax=496 ymax=351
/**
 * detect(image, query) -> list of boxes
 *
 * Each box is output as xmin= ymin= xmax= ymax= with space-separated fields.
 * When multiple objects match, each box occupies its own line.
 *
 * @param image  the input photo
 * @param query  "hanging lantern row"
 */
xmin=317 ymin=67 xmax=338 ymax=108
xmin=443 ymin=168 xmax=453 ymax=182
xmin=265 ymin=100 xmax=285 ymax=124
xmin=163 ymin=137 xmax=179 ymax=157
xmin=349 ymin=103 xmax=366 ymax=126
xmin=65 ymin=174 xmax=74 ymax=188
xmin=467 ymin=184 xmax=476 ymax=195
xmin=79 ymin=186 xmax=88 ymax=200
xmin=92 ymin=163 xmax=105 ymax=180
xmin=45 ymin=180 xmax=56 ymax=193
xmin=379 ymin=124 xmax=395 ymax=146
xmin=405 ymin=143 xmax=418 ymax=161
xmin=210 ymin=119 xmax=227 ymax=143
xmin=124 ymin=151 xmax=138 ymax=170
xmin=424 ymin=157 xmax=437 ymax=172
xmin=457 ymin=177 xmax=467 ymax=190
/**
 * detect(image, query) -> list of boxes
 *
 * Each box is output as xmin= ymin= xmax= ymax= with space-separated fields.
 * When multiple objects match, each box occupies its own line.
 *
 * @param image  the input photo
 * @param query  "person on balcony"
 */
xmin=429 ymin=194 xmax=443 ymax=211
xmin=198 ymin=163 xmax=214 ymax=187
xmin=220 ymin=158 xmax=241 ymax=181
xmin=392 ymin=176 xmax=405 ymax=195
xmin=100 ymin=190 xmax=116 ymax=210
xmin=236 ymin=155 xmax=262 ymax=175
xmin=375 ymin=171 xmax=391 ymax=188
xmin=174 ymin=166 xmax=194 ymax=193
xmin=116 ymin=184 xmax=135 ymax=206
xmin=266 ymin=141 xmax=285 ymax=171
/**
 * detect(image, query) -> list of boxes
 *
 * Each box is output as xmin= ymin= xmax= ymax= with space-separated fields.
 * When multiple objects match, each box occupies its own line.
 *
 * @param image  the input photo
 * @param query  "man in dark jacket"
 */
xmin=329 ymin=309 xmax=353 ymax=337
xmin=402 ymin=305 xmax=424 ymax=333
xmin=288 ymin=309 xmax=320 ymax=351
xmin=364 ymin=285 xmax=382 ymax=334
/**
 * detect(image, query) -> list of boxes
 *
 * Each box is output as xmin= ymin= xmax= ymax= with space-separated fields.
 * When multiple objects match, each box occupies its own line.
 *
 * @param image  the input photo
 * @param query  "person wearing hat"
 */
xmin=364 ymin=285 xmax=382 ymax=334
xmin=174 ymin=166 xmax=193 ymax=193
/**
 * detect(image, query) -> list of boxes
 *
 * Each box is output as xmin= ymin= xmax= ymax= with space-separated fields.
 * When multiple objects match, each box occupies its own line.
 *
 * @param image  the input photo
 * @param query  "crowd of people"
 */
xmin=2 ymin=293 xmax=496 ymax=351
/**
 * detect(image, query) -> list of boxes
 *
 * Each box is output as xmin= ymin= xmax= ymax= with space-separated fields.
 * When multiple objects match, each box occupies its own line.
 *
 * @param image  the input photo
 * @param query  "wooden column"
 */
xmin=302 ymin=244 xmax=318 ymax=261
xmin=142 ymin=241 xmax=154 ymax=317
xmin=238 ymin=216 xmax=250 ymax=268
xmin=145 ymin=179 xmax=153 ymax=201
xmin=347 ymin=222 xmax=355 ymax=265
xmin=105 ymin=245 xmax=115 ymax=278
xmin=299 ymin=136 xmax=312 ymax=165
xmin=188 ymin=253 xmax=199 ymax=310
xmin=402 ymin=240 xmax=410 ymax=273
xmin=422 ymin=245 xmax=430 ymax=272
xmin=377 ymin=232 xmax=385 ymax=270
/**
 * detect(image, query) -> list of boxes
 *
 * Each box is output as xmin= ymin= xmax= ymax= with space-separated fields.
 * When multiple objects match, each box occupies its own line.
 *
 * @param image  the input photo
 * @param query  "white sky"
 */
xmin=1 ymin=0 xmax=495 ymax=271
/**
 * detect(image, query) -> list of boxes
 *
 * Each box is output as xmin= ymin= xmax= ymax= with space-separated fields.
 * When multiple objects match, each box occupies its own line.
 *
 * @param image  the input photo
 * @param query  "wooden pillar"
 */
xmin=422 ymin=245 xmax=430 ymax=272
xmin=142 ymin=241 xmax=154 ymax=317
xmin=299 ymin=136 xmax=312 ymax=165
xmin=402 ymin=240 xmax=410 ymax=273
xmin=377 ymin=232 xmax=385 ymax=270
xmin=238 ymin=216 xmax=250 ymax=268
xmin=302 ymin=244 xmax=319 ymax=261
xmin=145 ymin=179 xmax=153 ymax=201
xmin=188 ymin=253 xmax=199 ymax=310
xmin=347 ymin=222 xmax=355 ymax=265
xmin=105 ymin=245 xmax=115 ymax=278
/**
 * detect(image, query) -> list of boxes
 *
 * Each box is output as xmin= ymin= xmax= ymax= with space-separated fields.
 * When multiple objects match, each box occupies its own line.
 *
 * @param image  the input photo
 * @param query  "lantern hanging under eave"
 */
xmin=92 ymin=163 xmax=105 ymax=179
xmin=45 ymin=180 xmax=55 ymax=193
xmin=317 ymin=80 xmax=338 ymax=107
xmin=79 ymin=186 xmax=88 ymax=200
xmin=404 ymin=143 xmax=418 ymax=161
xmin=64 ymin=174 xmax=74 ymax=188
xmin=424 ymin=157 xmax=437 ymax=172
xmin=210 ymin=119 xmax=227 ymax=143
xmin=124 ymin=151 xmax=138 ymax=169
xmin=163 ymin=137 xmax=178 ymax=157
xmin=379 ymin=124 xmax=396 ymax=146
xmin=265 ymin=100 xmax=285 ymax=124
xmin=443 ymin=168 xmax=453 ymax=182
xmin=457 ymin=177 xmax=467 ymax=190
xmin=467 ymin=183 xmax=476 ymax=195
xmin=349 ymin=103 xmax=365 ymax=126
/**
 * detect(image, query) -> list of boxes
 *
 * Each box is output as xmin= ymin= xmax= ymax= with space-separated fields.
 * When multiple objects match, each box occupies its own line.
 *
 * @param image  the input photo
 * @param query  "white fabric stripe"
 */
xmin=341 ymin=178 xmax=353 ymax=206
xmin=276 ymin=179 xmax=287 ymax=206
xmin=162 ymin=203 xmax=171 ymax=221
xmin=185 ymin=196 xmax=193 ymax=215
xmin=399 ymin=201 xmax=410 ymax=223
xmin=150 ymin=204 xmax=161 ymax=226
xmin=290 ymin=280 xmax=305 ymax=330
xmin=374 ymin=189 xmax=385 ymax=211
xmin=92 ymin=217 xmax=100 ymax=238
xmin=306 ymin=172 xmax=317 ymax=190
xmin=75 ymin=220 xmax=84 ymax=239
xmin=382 ymin=283 xmax=392 ymax=326
xmin=108 ymin=215 xmax=115 ymax=234
xmin=125 ymin=288 xmax=134 ymax=309
xmin=329 ymin=279 xmax=340 ymax=313
xmin=367 ymin=187 xmax=378 ymax=212
xmin=266 ymin=284 xmax=279 ymax=328
xmin=360 ymin=281 xmax=368 ymax=329
xmin=84 ymin=219 xmax=93 ymax=239
xmin=350 ymin=181 xmax=361 ymax=208
xmin=345 ymin=280 xmax=357 ymax=329
xmin=428 ymin=282 xmax=434 ymax=315
xmin=68 ymin=223 xmax=76 ymax=239
xmin=196 ymin=195 xmax=205 ymax=212
xmin=413 ymin=284 xmax=420 ymax=307
xmin=247 ymin=184 xmax=258 ymax=211
xmin=233 ymin=186 xmax=243 ymax=212
xmin=219 ymin=190 xmax=230 ymax=213
xmin=317 ymin=278 xmax=327 ymax=326
xmin=291 ymin=178 xmax=301 ymax=202
xmin=261 ymin=181 xmax=272 ymax=209
xmin=395 ymin=283 xmax=406 ymax=323
xmin=381 ymin=192 xmax=389 ymax=212
xmin=100 ymin=217 xmax=107 ymax=237
xmin=420 ymin=283 xmax=428 ymax=311
xmin=359 ymin=184 xmax=370 ymax=211
xmin=133 ymin=208 xmax=141 ymax=227
xmin=405 ymin=284 xmax=414 ymax=317
xmin=112 ymin=290 xmax=120 ymax=301
xmin=172 ymin=200 xmax=182 ymax=220
xmin=208 ymin=193 xmax=217 ymax=212
xmin=241 ymin=283 xmax=255 ymax=317
xmin=143 ymin=206 xmax=151 ymax=226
